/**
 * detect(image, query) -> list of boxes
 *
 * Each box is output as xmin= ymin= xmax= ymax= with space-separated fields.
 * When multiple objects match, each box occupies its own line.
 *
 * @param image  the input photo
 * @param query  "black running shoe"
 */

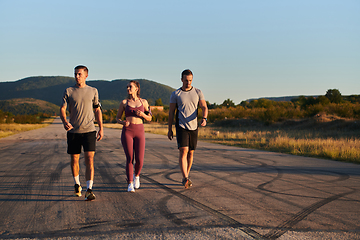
xmin=182 ymin=178 xmax=191 ymax=189
xmin=187 ymin=178 xmax=193 ymax=187
xmin=85 ymin=189 xmax=96 ymax=201
xmin=74 ymin=184 xmax=82 ymax=197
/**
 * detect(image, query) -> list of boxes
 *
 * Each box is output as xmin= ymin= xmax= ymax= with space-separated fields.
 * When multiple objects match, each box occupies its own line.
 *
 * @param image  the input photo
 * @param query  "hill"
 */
xmin=0 ymin=98 xmax=60 ymax=115
xmin=246 ymin=95 xmax=319 ymax=102
xmin=0 ymin=76 xmax=175 ymax=110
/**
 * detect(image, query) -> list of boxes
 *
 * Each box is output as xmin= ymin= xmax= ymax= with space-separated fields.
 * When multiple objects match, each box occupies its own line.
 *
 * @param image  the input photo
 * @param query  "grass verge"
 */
xmin=104 ymin=120 xmax=360 ymax=164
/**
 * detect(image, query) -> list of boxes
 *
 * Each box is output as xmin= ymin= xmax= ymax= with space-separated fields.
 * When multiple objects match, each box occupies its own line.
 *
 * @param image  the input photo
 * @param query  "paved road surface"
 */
xmin=0 ymin=118 xmax=359 ymax=239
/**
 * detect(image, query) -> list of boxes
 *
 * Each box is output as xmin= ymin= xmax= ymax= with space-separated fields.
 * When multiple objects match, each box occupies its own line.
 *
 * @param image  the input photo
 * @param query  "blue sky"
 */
xmin=0 ymin=0 xmax=359 ymax=104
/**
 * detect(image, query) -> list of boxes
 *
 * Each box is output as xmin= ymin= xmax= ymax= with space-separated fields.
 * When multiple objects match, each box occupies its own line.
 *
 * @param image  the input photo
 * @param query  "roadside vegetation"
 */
xmin=107 ymin=116 xmax=360 ymax=164
xmin=0 ymin=110 xmax=53 ymax=138
xmin=105 ymin=89 xmax=360 ymax=164
xmin=2 ymin=88 xmax=359 ymax=164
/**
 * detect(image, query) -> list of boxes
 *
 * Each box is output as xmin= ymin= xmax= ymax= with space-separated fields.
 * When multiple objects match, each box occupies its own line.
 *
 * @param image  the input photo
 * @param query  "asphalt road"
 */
xmin=0 ymin=118 xmax=359 ymax=240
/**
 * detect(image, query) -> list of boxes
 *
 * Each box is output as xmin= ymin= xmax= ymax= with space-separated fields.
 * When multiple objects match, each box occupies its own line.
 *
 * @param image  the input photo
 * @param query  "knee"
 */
xmin=179 ymin=147 xmax=189 ymax=156
xmin=71 ymin=154 xmax=80 ymax=164
xmin=85 ymin=159 xmax=94 ymax=168
xmin=84 ymin=152 xmax=95 ymax=166
xmin=188 ymin=151 xmax=194 ymax=157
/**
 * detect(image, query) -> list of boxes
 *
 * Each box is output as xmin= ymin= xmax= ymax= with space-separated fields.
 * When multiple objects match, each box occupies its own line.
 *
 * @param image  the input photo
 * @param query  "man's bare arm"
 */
xmin=60 ymin=105 xmax=73 ymax=131
xmin=167 ymin=103 xmax=176 ymax=140
xmin=199 ymin=100 xmax=208 ymax=127
xmin=94 ymin=107 xmax=103 ymax=141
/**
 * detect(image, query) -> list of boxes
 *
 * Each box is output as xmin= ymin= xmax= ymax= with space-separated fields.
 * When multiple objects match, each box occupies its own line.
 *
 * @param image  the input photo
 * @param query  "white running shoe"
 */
xmin=128 ymin=183 xmax=135 ymax=192
xmin=134 ymin=175 xmax=140 ymax=189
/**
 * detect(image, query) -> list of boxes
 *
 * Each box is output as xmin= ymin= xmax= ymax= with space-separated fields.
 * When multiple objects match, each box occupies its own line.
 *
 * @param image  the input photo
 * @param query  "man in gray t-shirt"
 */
xmin=60 ymin=65 xmax=103 ymax=201
xmin=62 ymin=85 xmax=99 ymax=133
xmin=168 ymin=69 xmax=208 ymax=189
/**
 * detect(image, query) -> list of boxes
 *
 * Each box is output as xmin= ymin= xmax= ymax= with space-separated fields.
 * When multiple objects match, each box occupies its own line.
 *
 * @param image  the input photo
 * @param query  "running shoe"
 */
xmin=134 ymin=175 xmax=140 ymax=189
xmin=74 ymin=184 xmax=82 ymax=197
xmin=128 ymin=183 xmax=135 ymax=192
xmin=182 ymin=178 xmax=191 ymax=189
xmin=85 ymin=189 xmax=96 ymax=201
xmin=187 ymin=178 xmax=193 ymax=187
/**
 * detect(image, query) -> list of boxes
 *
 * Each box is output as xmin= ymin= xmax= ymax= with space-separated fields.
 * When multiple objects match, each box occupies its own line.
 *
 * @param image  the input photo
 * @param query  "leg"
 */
xmin=71 ymin=154 xmax=82 ymax=196
xmin=84 ymin=151 xmax=96 ymax=200
xmin=84 ymin=151 xmax=95 ymax=197
xmin=121 ymin=127 xmax=134 ymax=183
xmin=186 ymin=128 xmax=197 ymax=185
xmin=134 ymin=125 xmax=145 ymax=177
xmin=176 ymin=127 xmax=195 ymax=188
xmin=82 ymin=131 xmax=97 ymax=192
xmin=68 ymin=132 xmax=82 ymax=179
xmin=71 ymin=154 xmax=80 ymax=177
xmin=84 ymin=151 xmax=95 ymax=182
xmin=68 ymin=132 xmax=83 ymax=196
xmin=179 ymin=147 xmax=189 ymax=179
xmin=186 ymin=150 xmax=194 ymax=177
xmin=133 ymin=125 xmax=145 ymax=190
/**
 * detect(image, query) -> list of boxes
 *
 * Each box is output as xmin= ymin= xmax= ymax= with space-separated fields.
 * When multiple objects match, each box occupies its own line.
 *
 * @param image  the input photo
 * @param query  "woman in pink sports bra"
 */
xmin=116 ymin=80 xmax=152 ymax=192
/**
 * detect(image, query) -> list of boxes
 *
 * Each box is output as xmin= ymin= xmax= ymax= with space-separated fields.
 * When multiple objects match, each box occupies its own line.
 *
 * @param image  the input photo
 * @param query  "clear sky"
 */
xmin=0 ymin=0 xmax=359 ymax=104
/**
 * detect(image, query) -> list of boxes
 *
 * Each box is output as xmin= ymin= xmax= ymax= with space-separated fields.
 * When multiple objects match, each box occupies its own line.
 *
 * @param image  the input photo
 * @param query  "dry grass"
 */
xmin=104 ymin=121 xmax=360 ymax=164
xmin=0 ymin=118 xmax=54 ymax=138
xmin=269 ymin=135 xmax=360 ymax=162
xmin=198 ymin=127 xmax=360 ymax=164
xmin=104 ymin=122 xmax=172 ymax=135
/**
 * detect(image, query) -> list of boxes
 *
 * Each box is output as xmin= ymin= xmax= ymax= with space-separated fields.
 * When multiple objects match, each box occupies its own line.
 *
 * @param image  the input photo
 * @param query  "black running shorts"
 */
xmin=67 ymin=131 xmax=96 ymax=154
xmin=176 ymin=127 xmax=198 ymax=150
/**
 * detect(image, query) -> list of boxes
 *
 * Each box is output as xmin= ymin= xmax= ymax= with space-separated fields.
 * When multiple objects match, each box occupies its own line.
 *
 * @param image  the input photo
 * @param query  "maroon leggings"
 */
xmin=121 ymin=123 xmax=145 ymax=183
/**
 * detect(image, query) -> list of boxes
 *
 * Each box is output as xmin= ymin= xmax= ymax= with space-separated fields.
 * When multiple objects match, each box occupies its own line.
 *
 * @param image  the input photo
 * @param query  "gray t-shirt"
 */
xmin=170 ymin=87 xmax=205 ymax=131
xmin=61 ymin=85 xmax=99 ymax=133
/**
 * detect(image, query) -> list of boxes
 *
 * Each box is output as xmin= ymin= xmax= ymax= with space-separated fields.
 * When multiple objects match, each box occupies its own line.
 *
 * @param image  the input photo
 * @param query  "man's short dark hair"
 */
xmin=181 ymin=69 xmax=193 ymax=79
xmin=75 ymin=65 xmax=88 ymax=73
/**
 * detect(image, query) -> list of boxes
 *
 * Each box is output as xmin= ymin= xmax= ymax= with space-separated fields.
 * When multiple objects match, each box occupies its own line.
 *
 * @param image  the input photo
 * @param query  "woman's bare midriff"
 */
xmin=126 ymin=116 xmax=143 ymax=125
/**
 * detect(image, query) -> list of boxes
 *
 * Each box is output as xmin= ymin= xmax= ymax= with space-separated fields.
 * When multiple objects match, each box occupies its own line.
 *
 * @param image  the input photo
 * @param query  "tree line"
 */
xmin=0 ymin=110 xmax=51 ymax=124
xmin=103 ymin=89 xmax=360 ymax=124
xmin=2 ymin=89 xmax=358 ymax=125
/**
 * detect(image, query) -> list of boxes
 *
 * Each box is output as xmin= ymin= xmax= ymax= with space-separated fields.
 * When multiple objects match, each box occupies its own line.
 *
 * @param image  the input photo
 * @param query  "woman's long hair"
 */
xmin=127 ymin=80 xmax=140 ymax=99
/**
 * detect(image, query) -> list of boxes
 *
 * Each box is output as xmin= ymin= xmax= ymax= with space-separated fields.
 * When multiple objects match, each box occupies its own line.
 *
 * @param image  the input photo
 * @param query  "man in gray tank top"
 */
xmin=60 ymin=65 xmax=103 ymax=201
xmin=168 ymin=69 xmax=208 ymax=188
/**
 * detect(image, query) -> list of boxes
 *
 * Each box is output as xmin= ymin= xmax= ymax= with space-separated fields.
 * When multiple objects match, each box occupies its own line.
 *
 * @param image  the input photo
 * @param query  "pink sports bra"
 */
xmin=125 ymin=100 xmax=145 ymax=118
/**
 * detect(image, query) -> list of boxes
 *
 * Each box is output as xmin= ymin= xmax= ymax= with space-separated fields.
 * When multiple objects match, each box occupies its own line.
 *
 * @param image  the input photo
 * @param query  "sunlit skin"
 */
xmin=115 ymin=81 xmax=152 ymax=183
xmin=167 ymin=73 xmax=208 ymax=180
xmin=60 ymin=69 xmax=89 ymax=131
xmin=169 ymin=75 xmax=207 ymax=140
xmin=59 ymin=66 xmax=104 ymax=189
xmin=116 ymin=82 xmax=152 ymax=127
xmin=74 ymin=68 xmax=88 ymax=88
xmin=181 ymin=75 xmax=193 ymax=91
xmin=60 ymin=68 xmax=103 ymax=141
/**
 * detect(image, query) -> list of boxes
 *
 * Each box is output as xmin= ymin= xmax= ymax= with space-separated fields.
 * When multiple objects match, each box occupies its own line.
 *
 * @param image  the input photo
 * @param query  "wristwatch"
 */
xmin=203 ymin=118 xmax=207 ymax=121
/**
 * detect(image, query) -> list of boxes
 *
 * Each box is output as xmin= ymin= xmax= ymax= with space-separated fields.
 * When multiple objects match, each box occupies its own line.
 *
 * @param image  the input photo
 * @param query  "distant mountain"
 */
xmin=0 ymin=98 xmax=59 ymax=115
xmin=0 ymin=76 xmax=175 ymax=110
